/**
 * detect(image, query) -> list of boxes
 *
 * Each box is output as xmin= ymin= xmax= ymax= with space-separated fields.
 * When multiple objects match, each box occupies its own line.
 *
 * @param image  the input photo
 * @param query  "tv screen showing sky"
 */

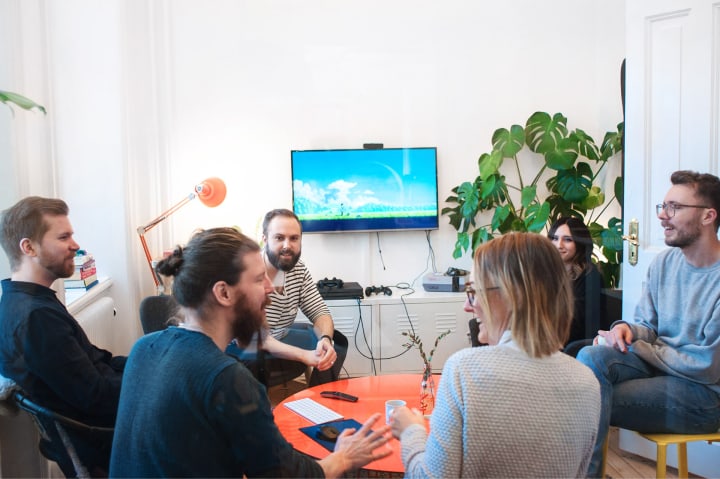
xmin=291 ymin=147 xmax=439 ymax=233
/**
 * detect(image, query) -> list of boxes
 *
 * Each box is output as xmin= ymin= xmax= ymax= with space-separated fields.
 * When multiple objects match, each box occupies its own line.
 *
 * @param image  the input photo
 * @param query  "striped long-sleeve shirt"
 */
xmin=266 ymin=260 xmax=330 ymax=339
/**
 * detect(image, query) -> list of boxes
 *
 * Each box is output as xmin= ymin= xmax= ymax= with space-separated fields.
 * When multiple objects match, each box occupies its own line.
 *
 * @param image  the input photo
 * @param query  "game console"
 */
xmin=422 ymin=271 xmax=468 ymax=292
xmin=316 ymin=277 xmax=364 ymax=299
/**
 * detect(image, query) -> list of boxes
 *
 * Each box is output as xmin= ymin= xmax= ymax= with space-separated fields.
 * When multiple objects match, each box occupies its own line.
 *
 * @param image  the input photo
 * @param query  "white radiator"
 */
xmin=74 ymin=297 xmax=118 ymax=352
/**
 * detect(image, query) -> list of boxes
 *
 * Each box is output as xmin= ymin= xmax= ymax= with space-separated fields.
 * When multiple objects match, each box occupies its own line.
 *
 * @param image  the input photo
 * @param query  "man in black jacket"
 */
xmin=0 ymin=196 xmax=125 ymax=476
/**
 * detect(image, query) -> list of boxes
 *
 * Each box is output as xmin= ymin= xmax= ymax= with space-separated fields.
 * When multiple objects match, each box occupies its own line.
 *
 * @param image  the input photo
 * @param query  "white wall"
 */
xmin=0 ymin=0 xmax=626 ymax=353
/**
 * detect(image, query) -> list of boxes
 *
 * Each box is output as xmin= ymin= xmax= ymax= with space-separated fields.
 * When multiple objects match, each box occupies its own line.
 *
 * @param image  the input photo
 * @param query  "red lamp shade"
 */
xmin=195 ymin=177 xmax=226 ymax=207
xmin=137 ymin=177 xmax=227 ymax=291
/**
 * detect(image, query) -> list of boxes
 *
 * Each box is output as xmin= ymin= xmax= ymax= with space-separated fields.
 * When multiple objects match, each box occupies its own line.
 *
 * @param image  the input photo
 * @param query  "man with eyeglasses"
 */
xmin=577 ymin=170 xmax=720 ymax=478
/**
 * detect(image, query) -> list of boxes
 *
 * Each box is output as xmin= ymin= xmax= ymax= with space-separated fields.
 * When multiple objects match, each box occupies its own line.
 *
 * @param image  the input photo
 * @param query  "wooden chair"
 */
xmin=602 ymin=429 xmax=720 ymax=479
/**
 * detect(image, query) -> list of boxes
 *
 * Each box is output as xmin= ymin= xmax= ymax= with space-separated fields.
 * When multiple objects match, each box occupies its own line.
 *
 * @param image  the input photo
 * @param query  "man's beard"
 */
xmin=231 ymin=291 xmax=270 ymax=346
xmin=266 ymin=245 xmax=301 ymax=272
xmin=665 ymin=223 xmax=702 ymax=248
xmin=38 ymin=251 xmax=75 ymax=279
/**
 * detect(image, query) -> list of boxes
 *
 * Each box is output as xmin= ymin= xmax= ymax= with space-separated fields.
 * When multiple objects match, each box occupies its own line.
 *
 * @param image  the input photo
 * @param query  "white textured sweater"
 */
xmin=401 ymin=332 xmax=601 ymax=478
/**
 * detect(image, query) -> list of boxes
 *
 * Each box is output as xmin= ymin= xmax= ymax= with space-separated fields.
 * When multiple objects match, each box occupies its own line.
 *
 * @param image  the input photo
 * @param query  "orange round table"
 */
xmin=273 ymin=374 xmax=432 ymax=475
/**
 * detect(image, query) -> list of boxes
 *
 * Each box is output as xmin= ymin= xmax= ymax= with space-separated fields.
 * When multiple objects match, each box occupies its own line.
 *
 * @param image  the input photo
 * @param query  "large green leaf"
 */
xmin=441 ymin=181 xmax=479 ymax=233
xmin=553 ymin=163 xmax=593 ymax=203
xmin=479 ymin=150 xmax=503 ymax=181
xmin=492 ymin=125 xmax=525 ymax=157
xmin=441 ymin=205 xmax=463 ymax=231
xmin=587 ymin=221 xmax=605 ymax=242
xmin=520 ymin=185 xmax=536 ymax=208
xmin=570 ymin=129 xmax=600 ymax=161
xmin=456 ymin=181 xmax=480 ymax=229
xmin=478 ymin=174 xmax=496 ymax=200
xmin=600 ymin=122 xmax=624 ymax=161
xmin=547 ymin=193 xmax=585 ymax=222
xmin=453 ymin=233 xmax=470 ymax=259
xmin=545 ymin=137 xmax=579 ymax=170
xmin=525 ymin=112 xmax=568 ymax=154
xmin=471 ymin=227 xmax=493 ymax=252
xmin=614 ymin=176 xmax=623 ymax=204
xmin=601 ymin=217 xmax=624 ymax=251
xmin=478 ymin=173 xmax=508 ymax=205
xmin=0 ymin=90 xmax=46 ymax=115
xmin=579 ymin=185 xmax=605 ymax=210
xmin=524 ymin=201 xmax=551 ymax=232
xmin=491 ymin=205 xmax=511 ymax=231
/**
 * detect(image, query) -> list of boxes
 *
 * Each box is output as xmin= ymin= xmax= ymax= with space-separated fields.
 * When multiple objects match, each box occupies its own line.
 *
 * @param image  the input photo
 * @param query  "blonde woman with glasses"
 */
xmin=390 ymin=232 xmax=601 ymax=478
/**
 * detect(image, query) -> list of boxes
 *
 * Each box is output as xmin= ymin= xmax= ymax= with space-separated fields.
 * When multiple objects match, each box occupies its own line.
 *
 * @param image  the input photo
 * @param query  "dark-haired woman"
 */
xmin=548 ymin=217 xmax=602 ymax=352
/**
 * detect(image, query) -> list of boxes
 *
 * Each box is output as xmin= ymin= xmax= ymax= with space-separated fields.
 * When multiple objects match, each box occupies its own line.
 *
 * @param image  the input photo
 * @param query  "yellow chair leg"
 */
xmin=600 ymin=433 xmax=609 ymax=478
xmin=677 ymin=443 xmax=688 ymax=479
xmin=655 ymin=443 xmax=667 ymax=479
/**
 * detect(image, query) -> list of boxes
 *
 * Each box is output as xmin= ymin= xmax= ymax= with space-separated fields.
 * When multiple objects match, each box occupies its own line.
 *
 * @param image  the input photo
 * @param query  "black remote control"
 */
xmin=320 ymin=391 xmax=358 ymax=402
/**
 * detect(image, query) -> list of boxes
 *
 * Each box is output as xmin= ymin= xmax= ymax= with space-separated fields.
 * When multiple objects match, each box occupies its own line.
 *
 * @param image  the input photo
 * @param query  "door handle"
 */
xmin=622 ymin=218 xmax=639 ymax=266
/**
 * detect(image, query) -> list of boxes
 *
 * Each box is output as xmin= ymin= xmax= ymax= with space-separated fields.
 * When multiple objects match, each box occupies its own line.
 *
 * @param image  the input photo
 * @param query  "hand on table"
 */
xmin=389 ymin=406 xmax=425 ymax=439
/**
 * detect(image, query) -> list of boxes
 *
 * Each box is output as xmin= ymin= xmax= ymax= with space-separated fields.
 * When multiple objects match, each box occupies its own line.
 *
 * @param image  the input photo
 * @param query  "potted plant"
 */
xmin=442 ymin=111 xmax=624 ymax=288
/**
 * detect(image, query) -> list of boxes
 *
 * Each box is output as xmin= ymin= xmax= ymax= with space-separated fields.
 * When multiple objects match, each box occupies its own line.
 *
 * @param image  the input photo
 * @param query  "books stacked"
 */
xmin=65 ymin=253 xmax=98 ymax=290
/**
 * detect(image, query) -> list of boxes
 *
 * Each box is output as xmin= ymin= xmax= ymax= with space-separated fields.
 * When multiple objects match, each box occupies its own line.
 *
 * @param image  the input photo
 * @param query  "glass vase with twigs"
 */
xmin=402 ymin=329 xmax=451 ymax=415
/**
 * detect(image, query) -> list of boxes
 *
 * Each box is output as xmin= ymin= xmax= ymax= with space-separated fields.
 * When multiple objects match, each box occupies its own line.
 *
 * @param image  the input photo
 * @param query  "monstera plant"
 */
xmin=442 ymin=111 xmax=624 ymax=287
xmin=0 ymin=90 xmax=46 ymax=115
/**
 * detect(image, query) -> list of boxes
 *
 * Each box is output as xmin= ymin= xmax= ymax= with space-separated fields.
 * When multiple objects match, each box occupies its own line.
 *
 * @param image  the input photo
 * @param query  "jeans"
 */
xmin=227 ymin=323 xmax=348 ymax=387
xmin=577 ymin=345 xmax=720 ymax=478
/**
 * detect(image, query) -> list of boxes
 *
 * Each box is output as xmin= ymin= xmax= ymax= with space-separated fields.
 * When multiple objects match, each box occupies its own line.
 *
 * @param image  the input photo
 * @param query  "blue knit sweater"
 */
xmin=110 ymin=327 xmax=323 ymax=478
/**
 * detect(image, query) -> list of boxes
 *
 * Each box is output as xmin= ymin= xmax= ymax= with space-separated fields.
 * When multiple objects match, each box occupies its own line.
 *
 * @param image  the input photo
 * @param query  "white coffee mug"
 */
xmin=385 ymin=399 xmax=406 ymax=424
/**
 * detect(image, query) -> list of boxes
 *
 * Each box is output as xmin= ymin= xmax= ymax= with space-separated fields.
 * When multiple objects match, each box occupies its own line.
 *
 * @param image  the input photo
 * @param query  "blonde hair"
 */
xmin=473 ymin=232 xmax=572 ymax=357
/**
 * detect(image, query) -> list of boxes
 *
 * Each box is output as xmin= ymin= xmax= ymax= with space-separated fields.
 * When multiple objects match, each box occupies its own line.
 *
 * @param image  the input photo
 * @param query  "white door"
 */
xmin=621 ymin=1 xmax=720 ymax=474
xmin=623 ymin=0 xmax=719 ymax=318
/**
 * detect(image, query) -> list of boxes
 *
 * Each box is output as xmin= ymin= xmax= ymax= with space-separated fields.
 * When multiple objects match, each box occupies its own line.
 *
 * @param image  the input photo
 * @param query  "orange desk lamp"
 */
xmin=137 ymin=177 xmax=226 ymax=289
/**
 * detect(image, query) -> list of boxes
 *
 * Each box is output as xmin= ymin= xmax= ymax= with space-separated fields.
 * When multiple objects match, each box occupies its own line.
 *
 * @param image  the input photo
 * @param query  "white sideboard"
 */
xmin=298 ymin=290 xmax=472 ymax=378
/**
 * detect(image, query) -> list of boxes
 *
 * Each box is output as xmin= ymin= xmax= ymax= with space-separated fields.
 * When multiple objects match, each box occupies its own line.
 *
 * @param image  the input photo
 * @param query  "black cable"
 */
xmin=352 ymin=298 xmax=377 ymax=375
xmin=352 ymin=287 xmax=415 ymax=362
xmin=410 ymin=229 xmax=437 ymax=288
xmin=375 ymin=232 xmax=386 ymax=270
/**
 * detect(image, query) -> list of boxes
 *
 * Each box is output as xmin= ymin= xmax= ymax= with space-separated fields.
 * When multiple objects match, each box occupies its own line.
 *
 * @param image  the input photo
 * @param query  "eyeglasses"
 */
xmin=656 ymin=202 xmax=710 ymax=218
xmin=465 ymin=284 xmax=499 ymax=304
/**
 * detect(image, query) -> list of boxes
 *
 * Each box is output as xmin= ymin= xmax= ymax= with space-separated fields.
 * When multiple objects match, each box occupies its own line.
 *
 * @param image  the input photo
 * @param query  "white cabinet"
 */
xmin=326 ymin=291 xmax=471 ymax=377
xmin=323 ymin=300 xmax=374 ymax=377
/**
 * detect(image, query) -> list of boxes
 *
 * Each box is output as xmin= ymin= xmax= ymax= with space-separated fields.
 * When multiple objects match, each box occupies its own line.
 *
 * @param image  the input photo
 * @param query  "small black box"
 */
xmin=317 ymin=281 xmax=364 ymax=300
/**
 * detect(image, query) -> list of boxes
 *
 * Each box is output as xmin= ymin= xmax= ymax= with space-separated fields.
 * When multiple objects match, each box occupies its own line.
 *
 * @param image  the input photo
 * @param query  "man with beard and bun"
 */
xmin=0 ymin=197 xmax=126 ymax=477
xmin=110 ymin=227 xmax=391 ymax=478
xmin=227 ymin=208 xmax=347 ymax=386
xmin=577 ymin=170 xmax=720 ymax=478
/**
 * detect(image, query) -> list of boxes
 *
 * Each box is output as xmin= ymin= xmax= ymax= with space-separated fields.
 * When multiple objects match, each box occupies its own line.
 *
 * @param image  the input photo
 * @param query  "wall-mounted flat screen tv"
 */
xmin=291 ymin=147 xmax=439 ymax=233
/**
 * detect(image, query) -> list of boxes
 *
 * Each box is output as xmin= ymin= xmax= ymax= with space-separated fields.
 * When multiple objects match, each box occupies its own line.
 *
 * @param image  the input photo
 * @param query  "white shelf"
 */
xmin=66 ymin=277 xmax=113 ymax=315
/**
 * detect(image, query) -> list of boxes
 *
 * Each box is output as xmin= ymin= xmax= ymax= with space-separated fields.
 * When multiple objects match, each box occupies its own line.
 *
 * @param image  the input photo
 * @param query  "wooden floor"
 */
xmin=268 ymin=381 xmax=702 ymax=479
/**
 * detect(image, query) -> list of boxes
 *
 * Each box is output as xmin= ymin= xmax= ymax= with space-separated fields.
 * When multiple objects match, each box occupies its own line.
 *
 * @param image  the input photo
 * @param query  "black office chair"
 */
xmin=139 ymin=294 xmax=179 ymax=334
xmin=14 ymin=390 xmax=114 ymax=478
xmin=467 ymin=318 xmax=489 ymax=347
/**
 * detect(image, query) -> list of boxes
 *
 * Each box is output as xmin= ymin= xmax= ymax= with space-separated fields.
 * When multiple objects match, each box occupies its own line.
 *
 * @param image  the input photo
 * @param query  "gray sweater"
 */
xmin=620 ymin=247 xmax=720 ymax=392
xmin=401 ymin=332 xmax=600 ymax=478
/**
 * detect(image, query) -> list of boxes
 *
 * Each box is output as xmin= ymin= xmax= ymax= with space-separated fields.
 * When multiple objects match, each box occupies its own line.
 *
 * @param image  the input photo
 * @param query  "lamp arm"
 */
xmin=136 ymin=193 xmax=196 ymax=235
xmin=136 ymin=192 xmax=197 ymax=290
